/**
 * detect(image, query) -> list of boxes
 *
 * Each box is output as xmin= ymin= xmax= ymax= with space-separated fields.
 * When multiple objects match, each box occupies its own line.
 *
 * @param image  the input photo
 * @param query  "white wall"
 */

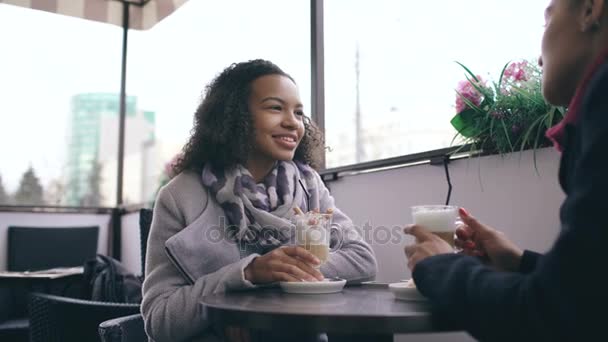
xmin=326 ymin=147 xmax=565 ymax=342
xmin=0 ymin=212 xmax=112 ymax=271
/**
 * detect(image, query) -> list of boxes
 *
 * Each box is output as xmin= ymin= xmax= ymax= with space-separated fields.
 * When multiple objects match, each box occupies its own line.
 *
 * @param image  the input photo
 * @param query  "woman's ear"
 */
xmin=579 ymin=0 xmax=606 ymax=32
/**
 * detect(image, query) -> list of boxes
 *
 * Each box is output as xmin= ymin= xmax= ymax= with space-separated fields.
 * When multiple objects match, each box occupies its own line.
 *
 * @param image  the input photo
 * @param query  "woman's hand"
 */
xmin=455 ymin=208 xmax=523 ymax=272
xmin=244 ymin=246 xmax=324 ymax=284
xmin=403 ymin=225 xmax=454 ymax=271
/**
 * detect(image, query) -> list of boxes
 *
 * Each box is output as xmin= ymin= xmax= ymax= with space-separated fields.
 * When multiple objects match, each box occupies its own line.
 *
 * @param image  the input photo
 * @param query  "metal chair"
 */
xmin=7 ymin=226 xmax=99 ymax=272
xmin=97 ymin=209 xmax=152 ymax=342
xmin=138 ymin=208 xmax=153 ymax=276
xmin=0 ymin=225 xmax=100 ymax=342
xmin=28 ymin=292 xmax=140 ymax=342
xmin=98 ymin=313 xmax=146 ymax=342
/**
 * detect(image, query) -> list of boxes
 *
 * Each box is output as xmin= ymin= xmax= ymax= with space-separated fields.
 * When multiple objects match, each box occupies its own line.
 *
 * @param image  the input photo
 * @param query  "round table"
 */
xmin=201 ymin=285 xmax=433 ymax=337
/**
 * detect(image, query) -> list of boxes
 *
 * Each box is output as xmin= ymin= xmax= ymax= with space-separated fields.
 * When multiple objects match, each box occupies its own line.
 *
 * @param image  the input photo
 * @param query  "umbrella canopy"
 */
xmin=0 ymin=0 xmax=187 ymax=30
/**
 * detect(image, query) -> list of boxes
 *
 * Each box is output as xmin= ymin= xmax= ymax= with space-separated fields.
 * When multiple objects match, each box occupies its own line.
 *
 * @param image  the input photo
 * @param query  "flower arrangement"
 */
xmin=451 ymin=60 xmax=566 ymax=155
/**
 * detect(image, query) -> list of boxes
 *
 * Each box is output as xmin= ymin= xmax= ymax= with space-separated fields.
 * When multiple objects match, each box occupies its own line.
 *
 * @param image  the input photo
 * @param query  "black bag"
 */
xmin=83 ymin=254 xmax=143 ymax=303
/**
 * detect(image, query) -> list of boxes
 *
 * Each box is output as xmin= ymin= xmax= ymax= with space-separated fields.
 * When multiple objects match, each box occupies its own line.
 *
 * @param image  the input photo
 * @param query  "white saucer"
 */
xmin=389 ymin=282 xmax=427 ymax=301
xmin=279 ymin=278 xmax=347 ymax=294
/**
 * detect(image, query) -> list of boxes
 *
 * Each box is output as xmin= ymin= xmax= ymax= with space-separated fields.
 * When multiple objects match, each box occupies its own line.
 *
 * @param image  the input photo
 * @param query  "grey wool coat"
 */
xmin=141 ymin=169 xmax=377 ymax=342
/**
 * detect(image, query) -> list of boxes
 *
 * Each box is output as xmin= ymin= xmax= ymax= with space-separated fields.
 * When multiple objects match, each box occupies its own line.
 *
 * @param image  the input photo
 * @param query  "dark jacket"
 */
xmin=412 ymin=61 xmax=608 ymax=341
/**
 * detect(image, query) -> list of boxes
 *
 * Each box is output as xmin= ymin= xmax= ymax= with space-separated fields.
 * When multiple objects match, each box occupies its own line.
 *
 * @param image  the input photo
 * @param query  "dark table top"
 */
xmin=201 ymin=285 xmax=434 ymax=334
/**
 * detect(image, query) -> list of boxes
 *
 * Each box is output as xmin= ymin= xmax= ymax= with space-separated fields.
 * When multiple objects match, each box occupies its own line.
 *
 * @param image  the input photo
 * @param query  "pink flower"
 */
xmin=455 ymin=76 xmax=485 ymax=113
xmin=503 ymin=61 xmax=529 ymax=82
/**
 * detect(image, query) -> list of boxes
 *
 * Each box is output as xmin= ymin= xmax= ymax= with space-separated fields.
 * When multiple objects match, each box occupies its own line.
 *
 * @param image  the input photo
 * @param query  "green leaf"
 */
xmin=456 ymin=91 xmax=486 ymax=114
xmin=450 ymin=131 xmax=463 ymax=147
xmin=464 ymin=74 xmax=488 ymax=96
xmin=497 ymin=61 xmax=511 ymax=90
xmin=519 ymin=114 xmax=546 ymax=151
xmin=508 ymin=86 xmax=545 ymax=106
xmin=500 ymin=120 xmax=514 ymax=152
xmin=532 ymin=117 xmax=546 ymax=175
xmin=544 ymin=107 xmax=555 ymax=129
xmin=451 ymin=110 xmax=480 ymax=138
xmin=489 ymin=116 xmax=496 ymax=142
xmin=455 ymin=61 xmax=480 ymax=82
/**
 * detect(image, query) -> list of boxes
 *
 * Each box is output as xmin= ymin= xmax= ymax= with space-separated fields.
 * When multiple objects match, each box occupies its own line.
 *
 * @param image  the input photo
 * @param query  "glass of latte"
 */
xmin=411 ymin=205 xmax=460 ymax=249
xmin=294 ymin=211 xmax=332 ymax=268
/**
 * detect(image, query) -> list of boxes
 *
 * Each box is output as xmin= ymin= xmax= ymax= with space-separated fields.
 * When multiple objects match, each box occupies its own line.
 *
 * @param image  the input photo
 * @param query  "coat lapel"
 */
xmin=165 ymin=201 xmax=241 ymax=283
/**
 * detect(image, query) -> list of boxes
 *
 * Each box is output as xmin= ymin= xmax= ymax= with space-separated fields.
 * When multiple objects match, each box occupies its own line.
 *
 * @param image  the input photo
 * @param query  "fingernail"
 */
xmin=459 ymin=208 xmax=469 ymax=217
xmin=404 ymin=224 xmax=413 ymax=233
xmin=313 ymin=257 xmax=320 ymax=264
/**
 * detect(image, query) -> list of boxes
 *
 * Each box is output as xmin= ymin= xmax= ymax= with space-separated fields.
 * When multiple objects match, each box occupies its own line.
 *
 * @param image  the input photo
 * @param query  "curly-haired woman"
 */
xmin=142 ymin=59 xmax=377 ymax=342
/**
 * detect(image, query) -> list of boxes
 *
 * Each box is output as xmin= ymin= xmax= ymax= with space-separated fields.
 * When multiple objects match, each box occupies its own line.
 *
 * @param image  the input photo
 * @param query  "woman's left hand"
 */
xmin=403 ymin=224 xmax=453 ymax=271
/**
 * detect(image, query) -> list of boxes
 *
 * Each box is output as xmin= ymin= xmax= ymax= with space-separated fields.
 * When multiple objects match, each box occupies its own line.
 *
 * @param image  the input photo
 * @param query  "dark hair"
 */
xmin=568 ymin=0 xmax=608 ymax=8
xmin=173 ymin=59 xmax=324 ymax=175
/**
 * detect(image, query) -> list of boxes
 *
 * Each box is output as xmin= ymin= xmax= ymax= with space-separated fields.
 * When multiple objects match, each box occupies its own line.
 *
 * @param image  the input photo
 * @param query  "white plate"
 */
xmin=279 ymin=278 xmax=347 ymax=294
xmin=389 ymin=282 xmax=427 ymax=301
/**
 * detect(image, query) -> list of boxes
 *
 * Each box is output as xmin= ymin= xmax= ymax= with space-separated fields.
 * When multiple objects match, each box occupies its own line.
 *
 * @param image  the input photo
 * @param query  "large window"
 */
xmin=323 ymin=0 xmax=546 ymax=168
xmin=0 ymin=4 xmax=121 ymax=206
xmin=0 ymin=0 xmax=549 ymax=207
xmin=125 ymin=0 xmax=311 ymax=205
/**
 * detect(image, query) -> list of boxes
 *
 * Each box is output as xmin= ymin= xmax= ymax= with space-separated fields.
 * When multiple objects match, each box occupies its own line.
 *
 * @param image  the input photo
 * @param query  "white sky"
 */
xmin=0 ymin=0 xmax=547 ymax=193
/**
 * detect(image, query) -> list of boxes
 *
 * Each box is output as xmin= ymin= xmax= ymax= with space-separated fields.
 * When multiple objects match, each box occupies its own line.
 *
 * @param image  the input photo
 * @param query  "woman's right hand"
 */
xmin=455 ymin=208 xmax=524 ymax=272
xmin=244 ymin=246 xmax=324 ymax=284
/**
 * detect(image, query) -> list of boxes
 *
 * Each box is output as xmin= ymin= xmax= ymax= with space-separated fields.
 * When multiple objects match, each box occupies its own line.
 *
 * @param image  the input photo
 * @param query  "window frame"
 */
xmin=311 ymin=0 xmax=469 ymax=181
xmin=1 ymin=0 xmax=471 ymax=209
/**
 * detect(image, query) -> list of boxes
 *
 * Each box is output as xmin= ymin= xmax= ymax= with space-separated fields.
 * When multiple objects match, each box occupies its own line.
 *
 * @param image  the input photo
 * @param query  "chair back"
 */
xmin=8 ymin=226 xmax=99 ymax=272
xmin=138 ymin=209 xmax=153 ymax=275
xmin=28 ymin=292 xmax=140 ymax=342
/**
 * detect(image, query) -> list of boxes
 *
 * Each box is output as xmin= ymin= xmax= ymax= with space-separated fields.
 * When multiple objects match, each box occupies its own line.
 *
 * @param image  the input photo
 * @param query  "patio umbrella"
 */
xmin=0 ymin=0 xmax=187 ymax=30
xmin=0 ymin=0 xmax=188 ymax=205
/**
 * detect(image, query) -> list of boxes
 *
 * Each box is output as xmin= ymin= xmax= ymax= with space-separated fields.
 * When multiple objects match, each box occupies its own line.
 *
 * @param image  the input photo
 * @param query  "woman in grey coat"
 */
xmin=141 ymin=59 xmax=377 ymax=342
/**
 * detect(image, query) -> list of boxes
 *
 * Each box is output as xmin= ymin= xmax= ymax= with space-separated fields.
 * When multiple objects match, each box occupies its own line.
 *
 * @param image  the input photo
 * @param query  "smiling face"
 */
xmin=540 ymin=0 xmax=607 ymax=105
xmin=247 ymin=74 xmax=305 ymax=169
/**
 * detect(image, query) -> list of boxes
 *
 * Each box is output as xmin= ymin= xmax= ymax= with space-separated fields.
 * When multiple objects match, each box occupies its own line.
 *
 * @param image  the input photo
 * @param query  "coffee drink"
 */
xmin=431 ymin=231 xmax=455 ymax=247
xmin=300 ymin=243 xmax=329 ymax=263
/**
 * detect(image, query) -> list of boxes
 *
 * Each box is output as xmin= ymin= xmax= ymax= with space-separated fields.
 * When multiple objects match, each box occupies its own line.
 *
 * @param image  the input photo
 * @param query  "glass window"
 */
xmin=125 ymin=0 xmax=311 ymax=205
xmin=0 ymin=4 xmax=121 ymax=206
xmin=323 ymin=0 xmax=546 ymax=168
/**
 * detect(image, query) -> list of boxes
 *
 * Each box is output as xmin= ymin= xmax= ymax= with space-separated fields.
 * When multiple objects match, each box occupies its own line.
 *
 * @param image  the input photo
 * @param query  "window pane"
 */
xmin=125 ymin=0 xmax=311 ymax=205
xmin=0 ymin=4 xmax=121 ymax=206
xmin=324 ymin=0 xmax=546 ymax=168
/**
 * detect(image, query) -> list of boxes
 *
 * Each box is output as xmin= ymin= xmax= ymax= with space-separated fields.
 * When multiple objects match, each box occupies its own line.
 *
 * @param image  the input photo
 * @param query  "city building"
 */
xmin=65 ymin=93 xmax=155 ymax=206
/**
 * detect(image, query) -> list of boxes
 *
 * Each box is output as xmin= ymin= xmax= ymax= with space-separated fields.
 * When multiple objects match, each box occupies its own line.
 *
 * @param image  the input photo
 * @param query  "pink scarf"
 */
xmin=546 ymin=49 xmax=608 ymax=152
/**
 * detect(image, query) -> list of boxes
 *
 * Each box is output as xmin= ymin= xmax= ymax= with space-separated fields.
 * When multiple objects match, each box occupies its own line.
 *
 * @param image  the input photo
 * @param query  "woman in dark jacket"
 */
xmin=403 ymin=0 xmax=608 ymax=341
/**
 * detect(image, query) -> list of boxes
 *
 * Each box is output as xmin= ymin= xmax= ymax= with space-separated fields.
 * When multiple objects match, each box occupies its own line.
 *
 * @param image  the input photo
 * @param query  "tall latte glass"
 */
xmin=411 ymin=205 xmax=460 ymax=248
xmin=295 ymin=212 xmax=332 ymax=268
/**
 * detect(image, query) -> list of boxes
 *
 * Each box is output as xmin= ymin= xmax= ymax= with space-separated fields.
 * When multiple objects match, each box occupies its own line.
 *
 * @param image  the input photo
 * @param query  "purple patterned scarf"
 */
xmin=202 ymin=161 xmax=316 ymax=247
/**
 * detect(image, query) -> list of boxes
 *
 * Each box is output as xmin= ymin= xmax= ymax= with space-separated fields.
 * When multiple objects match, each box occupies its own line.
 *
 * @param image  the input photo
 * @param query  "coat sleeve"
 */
xmin=313 ymin=172 xmax=378 ymax=283
xmin=141 ymin=185 xmax=258 ymax=342
xmin=518 ymin=250 xmax=542 ymax=274
xmin=412 ymin=66 xmax=608 ymax=342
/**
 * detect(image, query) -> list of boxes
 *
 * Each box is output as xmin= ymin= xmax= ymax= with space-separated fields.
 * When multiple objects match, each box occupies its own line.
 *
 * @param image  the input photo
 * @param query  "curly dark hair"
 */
xmin=173 ymin=59 xmax=325 ymax=175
